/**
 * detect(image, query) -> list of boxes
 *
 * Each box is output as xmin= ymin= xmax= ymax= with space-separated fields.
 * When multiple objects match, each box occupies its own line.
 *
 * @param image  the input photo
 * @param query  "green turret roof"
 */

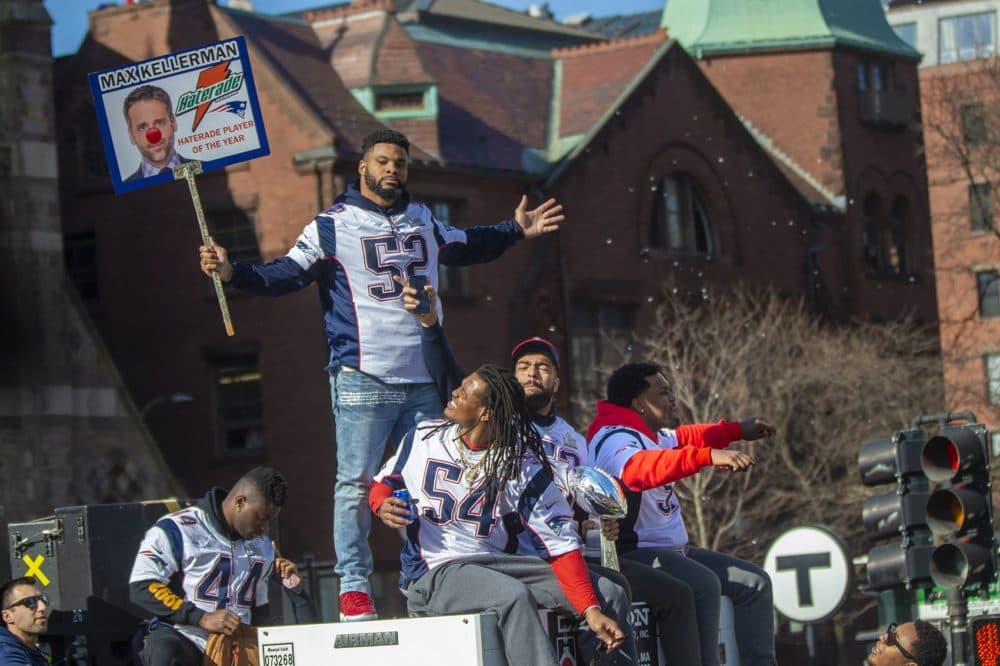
xmin=661 ymin=0 xmax=920 ymax=59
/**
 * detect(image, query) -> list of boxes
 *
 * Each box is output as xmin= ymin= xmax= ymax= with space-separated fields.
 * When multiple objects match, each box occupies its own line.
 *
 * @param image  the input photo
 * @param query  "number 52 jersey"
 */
xmin=376 ymin=420 xmax=583 ymax=588
xmin=129 ymin=492 xmax=273 ymax=651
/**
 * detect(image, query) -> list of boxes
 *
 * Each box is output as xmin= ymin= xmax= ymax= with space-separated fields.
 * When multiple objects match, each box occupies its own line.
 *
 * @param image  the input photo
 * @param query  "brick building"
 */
xmin=54 ymin=0 xmax=937 ymax=613
xmin=0 ymin=0 xmax=181 ymax=579
xmin=886 ymin=0 xmax=1000 ymax=449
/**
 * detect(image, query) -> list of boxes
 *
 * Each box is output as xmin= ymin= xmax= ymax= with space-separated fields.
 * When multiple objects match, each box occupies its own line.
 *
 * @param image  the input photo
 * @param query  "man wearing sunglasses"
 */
xmin=867 ymin=620 xmax=947 ymax=666
xmin=0 ymin=577 xmax=50 ymax=665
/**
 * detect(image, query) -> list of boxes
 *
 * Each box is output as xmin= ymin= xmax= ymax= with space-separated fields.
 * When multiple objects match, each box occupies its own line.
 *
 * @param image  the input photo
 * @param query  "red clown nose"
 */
xmin=145 ymin=127 xmax=162 ymax=144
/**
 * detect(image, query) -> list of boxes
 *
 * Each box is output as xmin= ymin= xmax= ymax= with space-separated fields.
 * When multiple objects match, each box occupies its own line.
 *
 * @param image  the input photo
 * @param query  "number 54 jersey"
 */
xmin=376 ymin=420 xmax=583 ymax=588
xmin=129 ymin=495 xmax=273 ymax=651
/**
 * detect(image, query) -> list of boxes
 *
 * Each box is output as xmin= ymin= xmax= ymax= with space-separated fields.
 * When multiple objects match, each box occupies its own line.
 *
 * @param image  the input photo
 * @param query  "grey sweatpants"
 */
xmin=403 ymin=554 xmax=638 ymax=666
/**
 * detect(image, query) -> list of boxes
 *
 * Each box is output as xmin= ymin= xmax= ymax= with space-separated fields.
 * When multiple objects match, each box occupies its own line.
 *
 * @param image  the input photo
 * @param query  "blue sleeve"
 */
xmin=438 ymin=219 xmax=524 ymax=266
xmin=228 ymin=257 xmax=320 ymax=296
xmin=226 ymin=217 xmax=330 ymax=296
xmin=420 ymin=323 xmax=464 ymax=408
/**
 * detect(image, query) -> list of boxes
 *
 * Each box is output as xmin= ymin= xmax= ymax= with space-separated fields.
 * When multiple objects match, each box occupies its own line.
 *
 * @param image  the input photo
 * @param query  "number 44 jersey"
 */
xmin=376 ymin=420 xmax=583 ymax=588
xmin=129 ymin=491 xmax=273 ymax=651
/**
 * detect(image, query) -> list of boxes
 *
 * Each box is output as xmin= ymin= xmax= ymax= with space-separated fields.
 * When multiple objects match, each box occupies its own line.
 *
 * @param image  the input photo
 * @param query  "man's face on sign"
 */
xmin=127 ymin=99 xmax=178 ymax=170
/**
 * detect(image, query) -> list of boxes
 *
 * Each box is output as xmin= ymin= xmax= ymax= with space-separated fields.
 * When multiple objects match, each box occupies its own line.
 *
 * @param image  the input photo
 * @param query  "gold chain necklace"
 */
xmin=454 ymin=435 xmax=489 ymax=486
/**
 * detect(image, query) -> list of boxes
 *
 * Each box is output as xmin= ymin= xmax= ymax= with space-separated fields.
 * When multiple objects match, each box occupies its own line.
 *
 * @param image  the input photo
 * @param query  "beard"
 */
xmin=525 ymin=388 xmax=554 ymax=413
xmin=364 ymin=171 xmax=404 ymax=202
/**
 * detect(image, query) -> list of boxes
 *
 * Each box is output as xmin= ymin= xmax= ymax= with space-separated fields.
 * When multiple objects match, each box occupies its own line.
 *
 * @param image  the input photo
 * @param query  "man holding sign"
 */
xmin=199 ymin=128 xmax=565 ymax=621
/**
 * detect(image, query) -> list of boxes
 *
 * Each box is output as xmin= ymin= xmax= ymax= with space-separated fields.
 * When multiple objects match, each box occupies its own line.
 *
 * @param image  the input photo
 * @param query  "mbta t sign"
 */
xmin=764 ymin=525 xmax=852 ymax=623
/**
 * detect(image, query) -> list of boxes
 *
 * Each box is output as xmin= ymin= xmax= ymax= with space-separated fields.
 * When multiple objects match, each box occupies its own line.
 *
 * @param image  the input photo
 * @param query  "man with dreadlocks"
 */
xmin=370 ymin=364 xmax=636 ymax=666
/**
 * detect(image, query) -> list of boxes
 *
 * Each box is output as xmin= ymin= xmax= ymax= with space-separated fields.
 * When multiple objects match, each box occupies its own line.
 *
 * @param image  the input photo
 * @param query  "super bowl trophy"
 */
xmin=568 ymin=466 xmax=627 ymax=571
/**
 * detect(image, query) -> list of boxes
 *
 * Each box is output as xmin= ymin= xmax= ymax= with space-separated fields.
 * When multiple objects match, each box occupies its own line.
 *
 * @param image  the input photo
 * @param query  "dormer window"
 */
xmin=352 ymin=84 xmax=438 ymax=120
xmin=375 ymin=91 xmax=425 ymax=111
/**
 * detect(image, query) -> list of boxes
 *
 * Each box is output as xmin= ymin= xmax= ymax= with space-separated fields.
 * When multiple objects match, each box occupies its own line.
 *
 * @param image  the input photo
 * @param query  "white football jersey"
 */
xmin=129 ymin=505 xmax=274 ymax=651
xmin=527 ymin=415 xmax=602 ymax=558
xmin=284 ymin=201 xmax=462 ymax=383
xmin=533 ymin=415 xmax=591 ymax=494
xmin=376 ymin=420 xmax=582 ymax=587
xmin=588 ymin=426 xmax=689 ymax=551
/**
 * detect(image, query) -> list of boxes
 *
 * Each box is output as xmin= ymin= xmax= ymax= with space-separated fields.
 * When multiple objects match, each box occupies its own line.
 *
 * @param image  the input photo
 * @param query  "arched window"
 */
xmin=650 ymin=174 xmax=714 ymax=256
xmin=862 ymin=192 xmax=908 ymax=275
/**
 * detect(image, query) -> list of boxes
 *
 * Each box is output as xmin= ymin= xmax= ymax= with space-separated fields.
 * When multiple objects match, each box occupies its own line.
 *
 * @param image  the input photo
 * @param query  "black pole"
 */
xmin=947 ymin=587 xmax=969 ymax=666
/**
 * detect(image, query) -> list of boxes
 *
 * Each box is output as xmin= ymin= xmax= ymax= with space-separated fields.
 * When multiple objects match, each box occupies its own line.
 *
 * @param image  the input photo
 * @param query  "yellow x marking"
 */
xmin=22 ymin=554 xmax=50 ymax=587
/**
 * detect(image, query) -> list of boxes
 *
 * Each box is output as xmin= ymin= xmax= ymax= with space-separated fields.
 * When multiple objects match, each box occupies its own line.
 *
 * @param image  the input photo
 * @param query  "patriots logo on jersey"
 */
xmin=179 ymin=515 xmax=197 ymax=525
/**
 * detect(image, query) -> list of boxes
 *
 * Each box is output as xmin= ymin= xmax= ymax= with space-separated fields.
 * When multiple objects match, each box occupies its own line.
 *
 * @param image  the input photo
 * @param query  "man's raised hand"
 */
xmin=514 ymin=195 xmax=564 ymax=239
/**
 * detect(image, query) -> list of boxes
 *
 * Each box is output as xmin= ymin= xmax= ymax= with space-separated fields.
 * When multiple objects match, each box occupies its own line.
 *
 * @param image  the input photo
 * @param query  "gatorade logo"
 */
xmin=175 ymin=61 xmax=245 ymax=132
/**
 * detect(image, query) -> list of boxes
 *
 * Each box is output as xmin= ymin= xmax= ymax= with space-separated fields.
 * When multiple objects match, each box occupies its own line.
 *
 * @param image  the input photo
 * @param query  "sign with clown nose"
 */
xmin=89 ymin=37 xmax=268 ymax=195
xmin=88 ymin=37 xmax=270 ymax=336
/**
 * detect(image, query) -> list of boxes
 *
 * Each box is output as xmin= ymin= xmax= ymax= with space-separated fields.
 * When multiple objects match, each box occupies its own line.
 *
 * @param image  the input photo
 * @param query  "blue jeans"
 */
xmin=623 ymin=546 xmax=776 ymax=666
xmin=330 ymin=367 xmax=442 ymax=595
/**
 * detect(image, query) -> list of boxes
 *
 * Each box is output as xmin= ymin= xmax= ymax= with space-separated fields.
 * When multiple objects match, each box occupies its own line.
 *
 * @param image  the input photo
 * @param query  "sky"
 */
xmin=43 ymin=0 xmax=665 ymax=57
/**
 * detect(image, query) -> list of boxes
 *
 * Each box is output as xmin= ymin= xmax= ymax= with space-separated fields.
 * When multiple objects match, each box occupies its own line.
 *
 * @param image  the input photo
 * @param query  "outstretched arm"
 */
xmin=675 ymin=418 xmax=775 ymax=449
xmin=199 ymin=219 xmax=325 ymax=296
xmin=437 ymin=195 xmax=565 ymax=266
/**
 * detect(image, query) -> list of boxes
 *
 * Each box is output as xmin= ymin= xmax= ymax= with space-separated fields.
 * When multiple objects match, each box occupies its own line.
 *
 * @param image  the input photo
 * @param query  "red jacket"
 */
xmin=586 ymin=401 xmax=742 ymax=491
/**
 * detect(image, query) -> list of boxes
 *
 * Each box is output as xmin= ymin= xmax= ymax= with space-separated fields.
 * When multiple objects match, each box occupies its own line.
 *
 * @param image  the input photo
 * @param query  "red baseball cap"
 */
xmin=511 ymin=337 xmax=559 ymax=369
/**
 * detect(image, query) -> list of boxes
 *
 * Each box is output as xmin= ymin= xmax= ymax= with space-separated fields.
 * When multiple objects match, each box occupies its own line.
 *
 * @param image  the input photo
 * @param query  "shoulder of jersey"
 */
xmin=318 ymin=202 xmax=348 ymax=218
xmin=589 ymin=425 xmax=645 ymax=448
xmin=167 ymin=506 xmax=205 ymax=528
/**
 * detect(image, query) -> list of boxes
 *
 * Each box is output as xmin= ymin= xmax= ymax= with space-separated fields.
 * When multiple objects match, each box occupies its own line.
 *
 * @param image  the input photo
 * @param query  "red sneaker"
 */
xmin=339 ymin=591 xmax=378 ymax=621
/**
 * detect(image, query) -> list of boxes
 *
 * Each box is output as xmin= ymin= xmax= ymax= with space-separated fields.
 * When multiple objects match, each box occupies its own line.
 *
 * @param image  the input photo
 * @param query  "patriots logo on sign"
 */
xmin=211 ymin=100 xmax=248 ymax=118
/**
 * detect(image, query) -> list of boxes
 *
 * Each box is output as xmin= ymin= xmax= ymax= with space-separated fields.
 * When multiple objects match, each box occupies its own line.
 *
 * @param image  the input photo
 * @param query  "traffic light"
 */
xmin=859 ymin=429 xmax=934 ymax=590
xmin=971 ymin=615 xmax=1000 ymax=666
xmin=921 ymin=423 xmax=996 ymax=589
